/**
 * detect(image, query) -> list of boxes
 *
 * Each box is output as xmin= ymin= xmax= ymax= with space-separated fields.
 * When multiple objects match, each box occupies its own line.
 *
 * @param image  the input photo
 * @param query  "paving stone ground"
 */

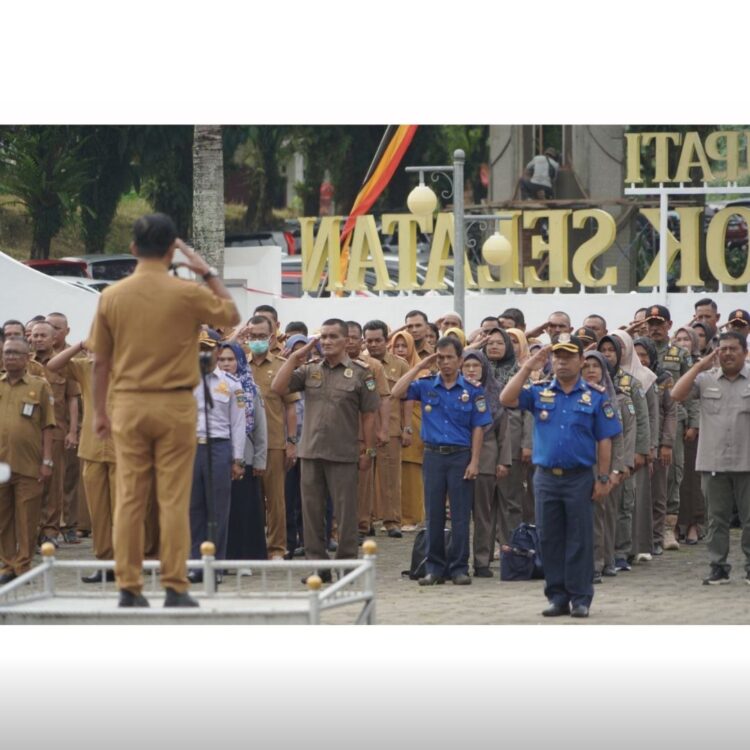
xmin=35 ymin=525 xmax=750 ymax=625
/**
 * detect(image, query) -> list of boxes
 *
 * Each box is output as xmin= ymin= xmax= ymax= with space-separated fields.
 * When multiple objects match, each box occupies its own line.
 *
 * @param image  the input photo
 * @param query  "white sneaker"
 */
xmin=238 ymin=567 xmax=253 ymax=576
xmin=635 ymin=553 xmax=652 ymax=562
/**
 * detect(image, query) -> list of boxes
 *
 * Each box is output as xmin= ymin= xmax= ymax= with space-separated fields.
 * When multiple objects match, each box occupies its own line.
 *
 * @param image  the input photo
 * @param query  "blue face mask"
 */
xmin=248 ymin=340 xmax=269 ymax=355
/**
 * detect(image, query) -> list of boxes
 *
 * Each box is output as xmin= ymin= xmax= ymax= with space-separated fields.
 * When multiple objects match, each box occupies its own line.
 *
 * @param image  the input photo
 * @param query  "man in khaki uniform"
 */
xmin=46 ymin=340 xmax=117 ymax=582
xmin=346 ymin=322 xmax=390 ymax=540
xmin=244 ymin=315 xmax=299 ymax=559
xmin=405 ymin=310 xmax=435 ymax=361
xmin=363 ymin=320 xmax=412 ymax=537
xmin=0 ymin=339 xmax=56 ymax=582
xmin=272 ymin=319 xmax=380 ymax=581
xmin=88 ymin=213 xmax=239 ymax=608
xmin=30 ymin=321 xmax=80 ymax=547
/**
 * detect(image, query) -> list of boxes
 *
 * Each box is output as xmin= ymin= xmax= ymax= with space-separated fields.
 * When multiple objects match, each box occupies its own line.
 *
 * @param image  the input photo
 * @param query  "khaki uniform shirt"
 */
xmin=0 ymin=372 xmax=56 ymax=478
xmin=691 ymin=364 xmax=750 ymax=472
xmin=64 ymin=357 xmax=116 ymax=464
xmin=87 ymin=259 xmax=238 ymax=391
xmin=249 ymin=353 xmax=301 ymax=450
xmin=614 ymin=368 xmax=650 ymax=456
xmin=416 ymin=342 xmax=438 ymax=373
xmin=655 ymin=341 xmax=693 ymax=424
xmin=288 ymin=356 xmax=380 ymax=462
xmin=368 ymin=351 xmax=410 ymax=438
xmin=34 ymin=353 xmax=80 ymax=441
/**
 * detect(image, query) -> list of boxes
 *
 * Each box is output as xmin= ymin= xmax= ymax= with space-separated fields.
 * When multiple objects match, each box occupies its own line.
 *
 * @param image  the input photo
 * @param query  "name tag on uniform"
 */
xmin=22 ymin=402 xmax=35 ymax=417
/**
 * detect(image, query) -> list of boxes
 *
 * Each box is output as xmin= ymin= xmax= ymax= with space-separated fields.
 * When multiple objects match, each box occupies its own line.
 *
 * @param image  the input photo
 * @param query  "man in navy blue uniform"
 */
xmin=391 ymin=336 xmax=492 ymax=585
xmin=501 ymin=334 xmax=621 ymax=618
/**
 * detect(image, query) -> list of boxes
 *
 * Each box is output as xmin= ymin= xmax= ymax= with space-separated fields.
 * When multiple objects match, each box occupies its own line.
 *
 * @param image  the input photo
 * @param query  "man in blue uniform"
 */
xmin=391 ymin=336 xmax=492 ymax=586
xmin=501 ymin=334 xmax=621 ymax=618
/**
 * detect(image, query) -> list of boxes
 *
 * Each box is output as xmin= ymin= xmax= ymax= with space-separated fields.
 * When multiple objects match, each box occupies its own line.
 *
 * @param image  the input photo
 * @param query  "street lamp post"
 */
xmin=406 ymin=149 xmax=512 ymax=323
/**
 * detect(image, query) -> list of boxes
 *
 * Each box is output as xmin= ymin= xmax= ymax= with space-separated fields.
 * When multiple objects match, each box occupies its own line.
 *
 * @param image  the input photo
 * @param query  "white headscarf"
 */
xmin=611 ymin=329 xmax=657 ymax=392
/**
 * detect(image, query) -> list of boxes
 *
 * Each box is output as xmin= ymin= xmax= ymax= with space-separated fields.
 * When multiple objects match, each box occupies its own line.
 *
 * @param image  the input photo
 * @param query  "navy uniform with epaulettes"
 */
xmin=518 ymin=375 xmax=621 ymax=610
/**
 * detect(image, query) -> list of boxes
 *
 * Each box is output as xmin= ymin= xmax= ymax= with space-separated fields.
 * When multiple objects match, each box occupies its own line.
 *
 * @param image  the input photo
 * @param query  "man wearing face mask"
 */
xmin=246 ymin=315 xmax=300 ymax=559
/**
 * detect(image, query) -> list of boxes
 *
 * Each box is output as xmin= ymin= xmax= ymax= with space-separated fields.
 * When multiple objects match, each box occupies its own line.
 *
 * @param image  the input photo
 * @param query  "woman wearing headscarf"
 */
xmin=483 ymin=327 xmax=533 ymax=537
xmin=603 ymin=330 xmax=654 ymax=567
xmin=388 ymin=330 xmax=429 ymax=529
xmin=634 ymin=336 xmax=677 ymax=560
xmin=674 ymin=327 xmax=705 ymax=544
xmin=691 ymin=321 xmax=716 ymax=358
xmin=218 ymin=342 xmax=269 ymax=562
xmin=461 ymin=350 xmax=511 ymax=577
xmin=443 ymin=326 xmax=467 ymax=347
xmin=583 ymin=351 xmax=635 ymax=582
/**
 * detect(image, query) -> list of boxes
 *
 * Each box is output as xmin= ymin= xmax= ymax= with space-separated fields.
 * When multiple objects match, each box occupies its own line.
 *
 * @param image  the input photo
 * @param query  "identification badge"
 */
xmin=627 ymin=403 xmax=635 ymax=415
xmin=461 ymin=391 xmax=469 ymax=402
xmin=540 ymin=409 xmax=549 ymax=421
xmin=311 ymin=370 xmax=322 ymax=380
xmin=344 ymin=368 xmax=353 ymax=379
xmin=540 ymin=389 xmax=555 ymax=398
xmin=365 ymin=378 xmax=376 ymax=391
xmin=476 ymin=396 xmax=487 ymax=413
xmin=22 ymin=402 xmax=35 ymax=417
xmin=603 ymin=402 xmax=615 ymax=418
xmin=540 ymin=396 xmax=555 ymax=404
xmin=424 ymin=404 xmax=432 ymax=413
xmin=581 ymin=392 xmax=591 ymax=403
xmin=215 ymin=381 xmax=230 ymax=396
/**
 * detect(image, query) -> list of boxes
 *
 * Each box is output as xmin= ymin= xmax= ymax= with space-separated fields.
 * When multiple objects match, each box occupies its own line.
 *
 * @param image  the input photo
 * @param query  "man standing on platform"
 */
xmin=88 ymin=213 xmax=239 ymax=608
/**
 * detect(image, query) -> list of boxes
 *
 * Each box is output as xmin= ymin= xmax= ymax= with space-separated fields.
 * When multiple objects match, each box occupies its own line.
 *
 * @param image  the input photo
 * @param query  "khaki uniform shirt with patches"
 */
xmin=249 ymin=353 xmax=301 ymax=450
xmin=0 ymin=372 xmax=56 ymax=478
xmin=34 ymin=353 xmax=80 ymax=441
xmin=368 ymin=351 xmax=410 ymax=438
xmin=288 ymin=356 xmax=380 ymax=462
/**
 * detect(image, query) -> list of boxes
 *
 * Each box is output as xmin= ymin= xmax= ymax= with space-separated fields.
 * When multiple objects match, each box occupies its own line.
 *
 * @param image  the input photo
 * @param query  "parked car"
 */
xmin=63 ymin=254 xmax=137 ymax=281
xmin=23 ymin=259 xmax=90 ymax=278
xmin=226 ymin=231 xmax=296 ymax=255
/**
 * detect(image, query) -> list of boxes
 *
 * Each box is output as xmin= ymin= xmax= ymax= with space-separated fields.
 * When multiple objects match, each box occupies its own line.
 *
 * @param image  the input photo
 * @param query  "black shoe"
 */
xmin=187 ymin=570 xmax=203 ymax=584
xmin=293 ymin=546 xmax=305 ymax=558
xmin=602 ymin=564 xmax=617 ymax=577
xmin=571 ymin=605 xmax=589 ymax=618
xmin=327 ymin=539 xmax=338 ymax=552
xmin=366 ymin=526 xmax=376 ymax=537
xmin=81 ymin=570 xmax=115 ymax=584
xmin=474 ymin=567 xmax=493 ymax=578
xmin=703 ymin=569 xmax=730 ymax=585
xmin=301 ymin=569 xmax=333 ymax=585
xmin=418 ymin=574 xmax=445 ymax=586
xmin=542 ymin=602 xmax=570 ymax=617
xmin=357 ymin=534 xmax=365 ymax=546
xmin=0 ymin=572 xmax=18 ymax=585
xmin=164 ymin=588 xmax=200 ymax=607
xmin=118 ymin=589 xmax=150 ymax=608
xmin=452 ymin=574 xmax=472 ymax=585
xmin=615 ymin=558 xmax=632 ymax=572
xmin=652 ymin=543 xmax=664 ymax=556
xmin=387 ymin=527 xmax=403 ymax=538
xmin=593 ymin=572 xmax=603 ymax=584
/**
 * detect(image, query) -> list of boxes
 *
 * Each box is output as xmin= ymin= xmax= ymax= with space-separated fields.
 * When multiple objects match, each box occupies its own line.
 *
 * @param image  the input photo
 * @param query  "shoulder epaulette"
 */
xmin=588 ymin=383 xmax=606 ymax=393
xmin=353 ymin=359 xmax=371 ymax=369
xmin=223 ymin=371 xmax=240 ymax=382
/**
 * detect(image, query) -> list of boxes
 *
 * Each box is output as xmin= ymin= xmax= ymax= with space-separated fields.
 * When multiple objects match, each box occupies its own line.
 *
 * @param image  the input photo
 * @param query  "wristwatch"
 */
xmin=597 ymin=474 xmax=610 ymax=483
xmin=365 ymin=447 xmax=377 ymax=458
xmin=202 ymin=266 xmax=219 ymax=281
xmin=233 ymin=459 xmax=245 ymax=468
xmin=286 ymin=436 xmax=298 ymax=445
xmin=403 ymin=426 xmax=413 ymax=434
xmin=42 ymin=459 xmax=54 ymax=468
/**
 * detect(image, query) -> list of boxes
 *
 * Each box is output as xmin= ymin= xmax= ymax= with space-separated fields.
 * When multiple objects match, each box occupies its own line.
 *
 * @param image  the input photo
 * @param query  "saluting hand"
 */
xmin=526 ymin=344 xmax=551 ymax=370
xmin=292 ymin=337 xmax=319 ymax=365
xmin=173 ymin=238 xmax=210 ymax=276
xmin=695 ymin=349 xmax=720 ymax=372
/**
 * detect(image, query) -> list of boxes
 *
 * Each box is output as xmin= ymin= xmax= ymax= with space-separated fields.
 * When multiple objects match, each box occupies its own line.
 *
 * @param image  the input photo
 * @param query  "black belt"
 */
xmin=197 ymin=437 xmax=230 ymax=445
xmin=424 ymin=443 xmax=470 ymax=454
xmin=539 ymin=465 xmax=590 ymax=477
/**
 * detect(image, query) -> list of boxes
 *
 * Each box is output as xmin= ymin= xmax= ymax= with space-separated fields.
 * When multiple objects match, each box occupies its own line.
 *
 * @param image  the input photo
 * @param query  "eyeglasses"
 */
xmin=3 ymin=351 xmax=26 ymax=357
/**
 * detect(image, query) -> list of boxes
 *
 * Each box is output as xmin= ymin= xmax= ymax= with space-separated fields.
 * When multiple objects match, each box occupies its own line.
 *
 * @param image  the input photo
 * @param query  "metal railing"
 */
xmin=0 ymin=541 xmax=377 ymax=625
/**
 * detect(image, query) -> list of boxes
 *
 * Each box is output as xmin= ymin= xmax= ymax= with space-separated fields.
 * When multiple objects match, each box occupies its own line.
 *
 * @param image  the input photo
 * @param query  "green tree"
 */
xmin=0 ymin=126 xmax=91 ymax=259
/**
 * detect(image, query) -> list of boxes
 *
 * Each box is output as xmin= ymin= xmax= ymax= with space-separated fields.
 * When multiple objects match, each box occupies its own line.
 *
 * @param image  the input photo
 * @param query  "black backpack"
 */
xmin=402 ymin=527 xmax=452 ymax=580
xmin=500 ymin=523 xmax=544 ymax=581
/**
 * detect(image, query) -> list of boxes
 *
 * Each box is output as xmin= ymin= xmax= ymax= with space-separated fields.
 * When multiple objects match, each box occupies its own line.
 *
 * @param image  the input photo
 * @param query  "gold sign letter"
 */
xmin=571 ymin=210 xmax=617 ymax=287
xmin=300 ymin=216 xmax=342 ymax=292
xmin=345 ymin=215 xmax=394 ymax=292
xmin=380 ymin=213 xmax=432 ymax=290
xmin=523 ymin=210 xmax=574 ymax=289
xmin=706 ymin=207 xmax=750 ymax=286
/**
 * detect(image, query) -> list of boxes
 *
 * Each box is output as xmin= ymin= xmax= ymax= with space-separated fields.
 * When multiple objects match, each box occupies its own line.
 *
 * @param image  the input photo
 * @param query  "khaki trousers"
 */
xmin=497 ymin=459 xmax=524 ymax=545
xmin=357 ymin=456 xmax=375 ymax=534
xmin=0 ymin=473 xmax=44 ymax=575
xmin=375 ymin=438 xmax=402 ymax=530
xmin=651 ymin=463 xmax=668 ymax=546
xmin=81 ymin=459 xmax=116 ymax=560
xmin=111 ymin=392 xmax=196 ymax=594
xmin=262 ymin=448 xmax=287 ymax=557
xmin=61 ymin=446 xmax=81 ymax=530
xmin=301 ymin=458 xmax=359 ymax=561
xmin=701 ymin=472 xmax=750 ymax=575
xmin=594 ymin=485 xmax=619 ymax=572
xmin=401 ymin=462 xmax=424 ymax=525
xmin=632 ymin=467 xmax=653 ymax=555
xmin=473 ymin=474 xmax=500 ymax=569
xmin=39 ymin=440 xmax=66 ymax=538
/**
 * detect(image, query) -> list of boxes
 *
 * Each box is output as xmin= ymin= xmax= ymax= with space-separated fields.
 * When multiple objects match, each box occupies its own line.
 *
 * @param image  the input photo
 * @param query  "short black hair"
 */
xmin=363 ymin=320 xmax=388 ymax=339
xmin=321 ymin=318 xmax=348 ymax=337
xmin=254 ymin=304 xmax=279 ymax=322
xmin=436 ymin=336 xmax=462 ymax=357
xmin=405 ymin=309 xmax=428 ymax=323
xmin=635 ymin=307 xmax=648 ymax=316
xmin=346 ymin=320 xmax=363 ymax=337
xmin=695 ymin=298 xmax=718 ymax=311
xmin=481 ymin=316 xmax=500 ymax=326
xmin=132 ymin=213 xmax=177 ymax=257
xmin=499 ymin=307 xmax=525 ymax=327
xmin=248 ymin=315 xmax=273 ymax=332
xmin=427 ymin=322 xmax=439 ymax=339
xmin=549 ymin=310 xmax=571 ymax=324
xmin=2 ymin=319 xmax=24 ymax=335
xmin=26 ymin=315 xmax=46 ymax=327
xmin=285 ymin=321 xmax=308 ymax=336
xmin=584 ymin=313 xmax=607 ymax=328
xmin=719 ymin=331 xmax=747 ymax=352
xmin=2 ymin=338 xmax=29 ymax=353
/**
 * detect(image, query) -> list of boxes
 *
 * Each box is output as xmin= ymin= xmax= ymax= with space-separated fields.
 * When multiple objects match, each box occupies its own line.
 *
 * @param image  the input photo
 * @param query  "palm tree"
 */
xmin=192 ymin=125 xmax=225 ymax=274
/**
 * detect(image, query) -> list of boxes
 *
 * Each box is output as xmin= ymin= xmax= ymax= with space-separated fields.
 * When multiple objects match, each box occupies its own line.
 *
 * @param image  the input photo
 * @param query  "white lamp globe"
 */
xmin=407 ymin=183 xmax=438 ymax=216
xmin=482 ymin=231 xmax=512 ymax=266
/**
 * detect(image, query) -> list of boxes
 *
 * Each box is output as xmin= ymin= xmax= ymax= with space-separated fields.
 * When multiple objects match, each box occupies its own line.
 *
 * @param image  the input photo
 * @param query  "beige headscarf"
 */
xmin=611 ymin=329 xmax=656 ymax=391
xmin=443 ymin=326 xmax=467 ymax=347
xmin=507 ymin=327 xmax=530 ymax=363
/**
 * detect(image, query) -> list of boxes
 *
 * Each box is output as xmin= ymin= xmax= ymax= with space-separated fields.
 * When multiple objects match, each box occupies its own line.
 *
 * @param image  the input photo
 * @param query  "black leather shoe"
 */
xmin=82 ymin=570 xmax=115 ymax=584
xmin=0 ymin=572 xmax=17 ymax=585
xmin=164 ymin=588 xmax=199 ymax=607
xmin=602 ymin=564 xmax=617 ymax=577
xmin=592 ymin=572 xmax=603 ymax=584
xmin=187 ymin=570 xmax=203 ymax=584
xmin=301 ymin=569 xmax=333 ymax=585
xmin=542 ymin=602 xmax=570 ymax=617
xmin=118 ymin=589 xmax=150 ymax=608
xmin=387 ymin=528 xmax=403 ymax=538
xmin=451 ymin=574 xmax=472 ymax=585
xmin=418 ymin=574 xmax=445 ymax=586
xmin=366 ymin=526 xmax=376 ymax=537
xmin=474 ymin=567 xmax=494 ymax=578
xmin=571 ymin=605 xmax=589 ymax=618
